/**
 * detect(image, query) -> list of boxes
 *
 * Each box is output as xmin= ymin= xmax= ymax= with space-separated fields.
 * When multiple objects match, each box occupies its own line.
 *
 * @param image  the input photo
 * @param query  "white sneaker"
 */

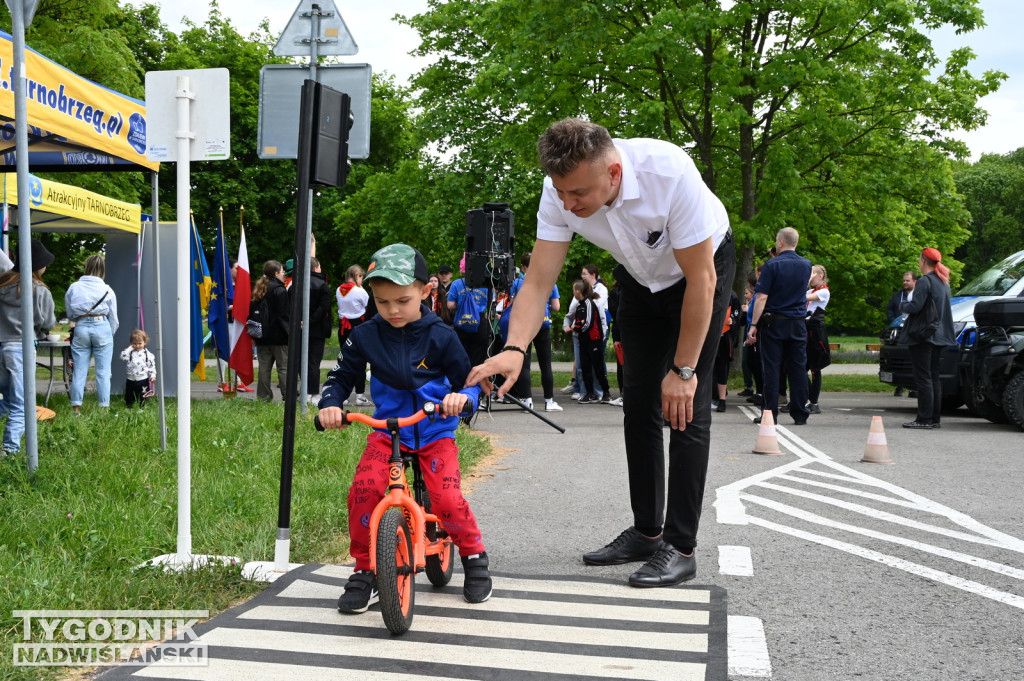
xmin=609 ymin=397 xmax=624 ymax=407
xmin=545 ymin=400 xmax=563 ymax=412
xmin=571 ymin=392 xmax=582 ymax=401
xmin=523 ymin=398 xmax=533 ymax=410
xmin=559 ymin=384 xmax=574 ymax=394
xmin=342 ymin=398 xmax=350 ymax=406
xmin=355 ymin=394 xmax=373 ymax=407
xmin=307 ymin=394 xmax=320 ymax=404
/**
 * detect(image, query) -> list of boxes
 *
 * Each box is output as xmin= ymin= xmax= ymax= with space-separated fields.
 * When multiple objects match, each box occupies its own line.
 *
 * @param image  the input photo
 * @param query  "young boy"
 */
xmin=317 ymin=244 xmax=491 ymax=613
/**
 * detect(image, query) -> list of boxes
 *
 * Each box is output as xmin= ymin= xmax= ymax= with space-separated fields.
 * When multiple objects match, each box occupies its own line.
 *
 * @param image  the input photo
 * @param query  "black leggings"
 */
xmin=578 ymin=334 xmax=610 ymax=397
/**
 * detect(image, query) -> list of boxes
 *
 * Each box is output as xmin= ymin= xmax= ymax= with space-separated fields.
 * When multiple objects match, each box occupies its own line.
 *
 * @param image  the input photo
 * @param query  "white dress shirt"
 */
xmin=537 ymin=138 xmax=730 ymax=292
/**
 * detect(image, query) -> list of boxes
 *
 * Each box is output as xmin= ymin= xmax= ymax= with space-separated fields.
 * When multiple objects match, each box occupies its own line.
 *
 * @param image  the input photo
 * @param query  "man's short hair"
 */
xmin=537 ymin=118 xmax=616 ymax=177
xmin=777 ymin=227 xmax=799 ymax=248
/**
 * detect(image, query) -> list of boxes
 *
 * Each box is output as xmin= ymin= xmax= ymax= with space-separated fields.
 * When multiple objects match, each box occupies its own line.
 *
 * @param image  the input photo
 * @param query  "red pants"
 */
xmin=347 ymin=432 xmax=485 ymax=571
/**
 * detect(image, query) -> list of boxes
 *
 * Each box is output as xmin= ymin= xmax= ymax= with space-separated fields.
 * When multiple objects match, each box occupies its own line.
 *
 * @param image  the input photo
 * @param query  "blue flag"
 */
xmin=208 ymin=212 xmax=234 ymax=363
xmin=190 ymin=215 xmax=212 ymax=380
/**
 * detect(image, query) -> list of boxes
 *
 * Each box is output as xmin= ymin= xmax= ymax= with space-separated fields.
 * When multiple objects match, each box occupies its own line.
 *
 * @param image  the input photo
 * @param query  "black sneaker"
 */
xmin=807 ymin=403 xmax=821 ymax=415
xmin=738 ymin=388 xmax=754 ymax=397
xmin=461 ymin=552 xmax=493 ymax=603
xmin=578 ymin=393 xmax=600 ymax=404
xmin=746 ymin=393 xmax=764 ymax=406
xmin=902 ymin=420 xmax=932 ymax=429
xmin=600 ymin=394 xmax=612 ymax=404
xmin=583 ymin=527 xmax=663 ymax=565
xmin=338 ymin=570 xmax=378 ymax=613
xmin=716 ymin=399 xmax=727 ymax=413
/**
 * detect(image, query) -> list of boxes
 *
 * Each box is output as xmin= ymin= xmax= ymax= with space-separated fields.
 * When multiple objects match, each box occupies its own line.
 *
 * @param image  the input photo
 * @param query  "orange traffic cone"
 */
xmin=752 ymin=410 xmax=782 ymax=455
xmin=861 ymin=415 xmax=893 ymax=464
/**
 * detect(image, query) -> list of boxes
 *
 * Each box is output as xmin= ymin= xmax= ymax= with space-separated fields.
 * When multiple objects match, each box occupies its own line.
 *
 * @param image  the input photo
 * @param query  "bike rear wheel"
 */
xmin=425 ymin=522 xmax=454 ymax=586
xmin=377 ymin=507 xmax=415 ymax=634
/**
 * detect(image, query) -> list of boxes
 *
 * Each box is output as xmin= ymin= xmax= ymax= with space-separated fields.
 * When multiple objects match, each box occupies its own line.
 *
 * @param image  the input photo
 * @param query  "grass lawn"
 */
xmin=0 ymin=397 xmax=489 ymax=681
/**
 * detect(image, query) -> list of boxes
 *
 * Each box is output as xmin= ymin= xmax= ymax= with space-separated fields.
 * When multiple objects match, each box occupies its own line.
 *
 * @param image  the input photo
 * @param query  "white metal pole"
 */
xmin=175 ymin=75 xmax=194 ymax=559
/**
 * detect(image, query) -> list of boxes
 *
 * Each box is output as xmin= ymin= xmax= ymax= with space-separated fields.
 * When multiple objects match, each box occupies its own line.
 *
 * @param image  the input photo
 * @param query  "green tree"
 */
xmin=953 ymin=149 xmax=1024 ymax=281
xmin=401 ymin=0 xmax=1004 ymax=330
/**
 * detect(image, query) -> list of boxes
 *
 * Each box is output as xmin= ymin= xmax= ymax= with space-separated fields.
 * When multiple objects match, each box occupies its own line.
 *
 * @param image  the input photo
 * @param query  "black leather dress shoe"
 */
xmin=902 ymin=420 xmax=932 ymax=429
xmin=628 ymin=545 xmax=697 ymax=587
xmin=583 ymin=527 xmax=663 ymax=565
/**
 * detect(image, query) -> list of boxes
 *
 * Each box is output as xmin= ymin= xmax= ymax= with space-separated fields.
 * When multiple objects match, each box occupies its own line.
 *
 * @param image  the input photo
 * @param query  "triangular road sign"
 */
xmin=274 ymin=0 xmax=358 ymax=57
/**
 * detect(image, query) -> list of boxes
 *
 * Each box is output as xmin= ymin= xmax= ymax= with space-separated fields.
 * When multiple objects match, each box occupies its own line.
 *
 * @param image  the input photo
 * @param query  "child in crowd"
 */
xmin=572 ymin=280 xmax=611 ymax=404
xmin=120 ymin=329 xmax=156 ymax=408
xmin=317 ymin=244 xmax=491 ymax=613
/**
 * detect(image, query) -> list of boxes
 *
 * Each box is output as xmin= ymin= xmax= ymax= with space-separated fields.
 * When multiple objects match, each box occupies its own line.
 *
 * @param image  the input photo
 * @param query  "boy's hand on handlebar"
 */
xmin=317 ymin=406 xmax=348 ymax=430
xmin=441 ymin=393 xmax=469 ymax=418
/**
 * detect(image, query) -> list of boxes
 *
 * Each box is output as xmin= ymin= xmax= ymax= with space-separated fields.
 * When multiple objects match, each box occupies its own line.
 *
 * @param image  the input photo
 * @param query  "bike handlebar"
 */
xmin=313 ymin=402 xmax=471 ymax=432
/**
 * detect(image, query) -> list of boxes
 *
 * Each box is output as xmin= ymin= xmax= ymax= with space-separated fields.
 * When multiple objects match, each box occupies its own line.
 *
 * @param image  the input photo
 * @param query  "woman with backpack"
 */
xmin=251 ymin=260 xmax=291 ymax=402
xmin=900 ymin=248 xmax=955 ymax=429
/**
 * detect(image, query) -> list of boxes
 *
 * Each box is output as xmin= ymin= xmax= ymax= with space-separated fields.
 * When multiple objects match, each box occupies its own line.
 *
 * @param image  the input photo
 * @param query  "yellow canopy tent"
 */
xmin=1 ymin=172 xmax=142 ymax=233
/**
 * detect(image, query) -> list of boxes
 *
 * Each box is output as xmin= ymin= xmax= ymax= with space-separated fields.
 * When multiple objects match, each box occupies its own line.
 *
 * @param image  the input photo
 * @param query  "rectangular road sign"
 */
xmin=145 ymin=68 xmax=231 ymax=162
xmin=257 ymin=64 xmax=371 ymax=160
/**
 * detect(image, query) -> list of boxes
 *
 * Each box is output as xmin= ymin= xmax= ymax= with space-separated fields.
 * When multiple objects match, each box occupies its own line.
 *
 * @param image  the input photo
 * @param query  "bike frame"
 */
xmin=338 ymin=405 xmax=452 ymax=573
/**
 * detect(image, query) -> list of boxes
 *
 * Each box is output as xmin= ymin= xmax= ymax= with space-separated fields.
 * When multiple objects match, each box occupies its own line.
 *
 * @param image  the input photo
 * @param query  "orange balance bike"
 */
xmin=316 ymin=402 xmax=464 ymax=634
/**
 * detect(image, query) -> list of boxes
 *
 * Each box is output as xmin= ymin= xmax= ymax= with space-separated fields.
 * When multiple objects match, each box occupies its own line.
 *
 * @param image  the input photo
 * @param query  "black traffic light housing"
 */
xmin=308 ymin=81 xmax=354 ymax=188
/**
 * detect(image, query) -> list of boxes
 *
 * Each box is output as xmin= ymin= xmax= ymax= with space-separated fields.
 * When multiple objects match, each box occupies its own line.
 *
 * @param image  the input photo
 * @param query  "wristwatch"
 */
xmin=672 ymin=365 xmax=696 ymax=380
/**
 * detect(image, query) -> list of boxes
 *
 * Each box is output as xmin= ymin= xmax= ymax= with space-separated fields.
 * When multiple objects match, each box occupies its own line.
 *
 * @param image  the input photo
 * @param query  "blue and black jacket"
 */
xmin=318 ymin=305 xmax=481 ymax=448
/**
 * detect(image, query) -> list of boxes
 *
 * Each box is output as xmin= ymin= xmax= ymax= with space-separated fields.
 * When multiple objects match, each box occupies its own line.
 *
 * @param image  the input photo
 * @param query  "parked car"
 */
xmin=879 ymin=249 xmax=1024 ymax=411
xmin=957 ymin=298 xmax=1024 ymax=429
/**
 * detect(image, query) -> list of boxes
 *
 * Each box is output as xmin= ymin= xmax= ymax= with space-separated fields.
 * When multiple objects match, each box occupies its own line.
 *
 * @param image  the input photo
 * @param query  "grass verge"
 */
xmin=0 ymin=398 xmax=489 ymax=681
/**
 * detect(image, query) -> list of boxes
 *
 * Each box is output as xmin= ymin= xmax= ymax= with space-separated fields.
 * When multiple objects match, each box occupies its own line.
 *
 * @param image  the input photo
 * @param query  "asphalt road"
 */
xmin=467 ymin=391 xmax=1024 ymax=681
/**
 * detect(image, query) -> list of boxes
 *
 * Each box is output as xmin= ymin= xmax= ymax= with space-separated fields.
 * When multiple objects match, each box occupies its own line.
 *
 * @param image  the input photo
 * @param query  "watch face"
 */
xmin=676 ymin=366 xmax=695 ymax=380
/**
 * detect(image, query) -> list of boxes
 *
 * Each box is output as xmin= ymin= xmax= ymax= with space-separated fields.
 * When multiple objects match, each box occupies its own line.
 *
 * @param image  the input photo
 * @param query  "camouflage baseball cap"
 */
xmin=364 ymin=244 xmax=429 ymax=286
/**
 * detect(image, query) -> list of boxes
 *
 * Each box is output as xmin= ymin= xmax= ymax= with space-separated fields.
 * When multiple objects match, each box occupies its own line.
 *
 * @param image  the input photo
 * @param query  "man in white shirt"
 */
xmin=468 ymin=118 xmax=734 ymax=588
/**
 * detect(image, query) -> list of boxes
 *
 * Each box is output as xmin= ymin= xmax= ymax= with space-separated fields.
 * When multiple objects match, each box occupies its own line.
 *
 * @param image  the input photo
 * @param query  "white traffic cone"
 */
xmin=752 ymin=410 xmax=782 ymax=455
xmin=861 ymin=415 xmax=893 ymax=464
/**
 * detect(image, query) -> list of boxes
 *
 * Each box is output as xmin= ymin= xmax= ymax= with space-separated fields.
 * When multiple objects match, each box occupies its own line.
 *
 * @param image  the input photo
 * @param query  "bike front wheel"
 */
xmin=377 ymin=507 xmax=415 ymax=634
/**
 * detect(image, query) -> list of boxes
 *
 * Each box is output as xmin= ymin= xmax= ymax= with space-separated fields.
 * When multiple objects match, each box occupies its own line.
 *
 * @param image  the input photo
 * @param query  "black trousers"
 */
xmin=616 ymin=232 xmax=735 ymax=551
xmin=125 ymin=378 xmax=147 ymax=407
xmin=307 ymin=335 xmax=327 ymax=395
xmin=760 ymin=317 xmax=810 ymax=422
xmin=578 ymin=333 xmax=610 ymax=397
xmin=529 ymin=325 xmax=555 ymax=400
xmin=457 ymin=321 xmax=492 ymax=368
xmin=909 ymin=342 xmax=943 ymax=423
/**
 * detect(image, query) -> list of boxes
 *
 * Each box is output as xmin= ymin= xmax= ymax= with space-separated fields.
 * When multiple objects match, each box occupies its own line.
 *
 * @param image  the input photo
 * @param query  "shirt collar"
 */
xmin=609 ymin=142 xmax=639 ymax=208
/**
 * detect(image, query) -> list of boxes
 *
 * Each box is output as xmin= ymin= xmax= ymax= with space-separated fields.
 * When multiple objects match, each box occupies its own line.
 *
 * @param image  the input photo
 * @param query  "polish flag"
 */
xmin=228 ymin=227 xmax=254 ymax=386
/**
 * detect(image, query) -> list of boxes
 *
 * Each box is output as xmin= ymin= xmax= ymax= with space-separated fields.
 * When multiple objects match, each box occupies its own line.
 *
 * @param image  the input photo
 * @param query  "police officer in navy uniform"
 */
xmin=747 ymin=227 xmax=812 ymax=425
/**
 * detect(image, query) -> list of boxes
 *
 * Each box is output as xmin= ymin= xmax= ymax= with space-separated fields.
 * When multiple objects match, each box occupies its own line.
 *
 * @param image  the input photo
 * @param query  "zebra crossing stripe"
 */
xmin=193 ymin=625 xmax=708 ymax=680
xmin=276 ymin=578 xmax=709 ymax=625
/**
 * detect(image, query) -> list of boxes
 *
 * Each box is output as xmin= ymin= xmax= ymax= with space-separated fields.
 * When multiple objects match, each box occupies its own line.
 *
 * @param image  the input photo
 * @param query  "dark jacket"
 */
xmin=900 ymin=272 xmax=955 ymax=347
xmin=887 ymin=289 xmax=911 ymax=324
xmin=255 ymin=278 xmax=291 ymax=346
xmin=309 ymin=271 xmax=333 ymax=340
xmin=318 ymin=305 xmax=481 ymax=448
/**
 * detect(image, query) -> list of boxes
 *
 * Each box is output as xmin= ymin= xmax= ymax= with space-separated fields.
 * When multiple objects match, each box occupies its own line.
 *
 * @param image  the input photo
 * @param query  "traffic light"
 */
xmin=308 ymin=81 xmax=354 ymax=188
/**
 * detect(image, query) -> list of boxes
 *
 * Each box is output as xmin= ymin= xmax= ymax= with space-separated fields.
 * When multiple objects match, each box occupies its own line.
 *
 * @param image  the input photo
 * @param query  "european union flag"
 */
xmin=190 ymin=215 xmax=212 ymax=381
xmin=208 ymin=211 xmax=234 ymax=364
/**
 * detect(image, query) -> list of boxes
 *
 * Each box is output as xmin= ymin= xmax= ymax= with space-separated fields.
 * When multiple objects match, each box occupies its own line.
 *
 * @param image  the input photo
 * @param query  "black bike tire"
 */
xmin=376 ymin=507 xmax=415 ymax=634
xmin=424 ymin=522 xmax=454 ymax=586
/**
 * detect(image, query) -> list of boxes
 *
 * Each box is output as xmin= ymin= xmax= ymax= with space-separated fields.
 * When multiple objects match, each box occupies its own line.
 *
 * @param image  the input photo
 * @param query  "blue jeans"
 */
xmin=0 ymin=343 xmax=26 ymax=453
xmin=70 ymin=317 xmax=114 ymax=408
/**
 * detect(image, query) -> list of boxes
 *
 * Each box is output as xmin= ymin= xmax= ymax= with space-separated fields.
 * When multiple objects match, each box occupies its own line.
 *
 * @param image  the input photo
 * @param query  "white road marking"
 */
xmin=718 ymin=546 xmax=754 ymax=576
xmin=195 ymin=626 xmax=709 ymax=680
xmin=749 ymin=516 xmax=1024 ymax=611
xmin=238 ymin=604 xmax=709 ymax=652
xmin=727 ymin=615 xmax=772 ymax=677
